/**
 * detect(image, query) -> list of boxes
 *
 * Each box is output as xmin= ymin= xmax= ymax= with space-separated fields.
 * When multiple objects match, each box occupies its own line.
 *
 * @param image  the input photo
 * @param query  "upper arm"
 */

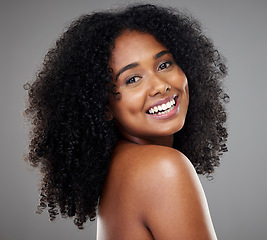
xmin=133 ymin=147 xmax=217 ymax=240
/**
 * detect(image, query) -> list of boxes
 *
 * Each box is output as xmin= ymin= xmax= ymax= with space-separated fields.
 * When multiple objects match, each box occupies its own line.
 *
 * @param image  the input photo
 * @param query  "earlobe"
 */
xmin=105 ymin=107 xmax=114 ymax=121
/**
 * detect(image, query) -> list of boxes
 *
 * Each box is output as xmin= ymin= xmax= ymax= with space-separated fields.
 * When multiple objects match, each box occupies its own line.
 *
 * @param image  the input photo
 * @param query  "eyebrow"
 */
xmin=115 ymin=62 xmax=138 ymax=80
xmin=115 ymin=50 xmax=170 ymax=80
xmin=154 ymin=50 xmax=170 ymax=59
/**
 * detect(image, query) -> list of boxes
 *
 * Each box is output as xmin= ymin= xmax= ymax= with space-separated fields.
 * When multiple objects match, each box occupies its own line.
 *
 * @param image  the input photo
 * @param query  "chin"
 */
xmin=154 ymin=121 xmax=185 ymax=136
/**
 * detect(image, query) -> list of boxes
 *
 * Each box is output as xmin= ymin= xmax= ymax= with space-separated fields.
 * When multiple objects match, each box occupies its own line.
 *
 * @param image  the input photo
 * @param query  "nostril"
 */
xmin=165 ymin=85 xmax=171 ymax=91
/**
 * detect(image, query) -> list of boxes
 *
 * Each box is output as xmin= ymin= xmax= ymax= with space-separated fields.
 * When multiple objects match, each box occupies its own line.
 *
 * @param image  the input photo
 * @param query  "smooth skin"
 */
xmin=97 ymin=31 xmax=218 ymax=240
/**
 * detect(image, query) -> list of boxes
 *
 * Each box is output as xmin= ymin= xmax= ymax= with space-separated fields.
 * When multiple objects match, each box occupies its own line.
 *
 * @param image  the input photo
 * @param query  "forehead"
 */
xmin=110 ymin=30 xmax=167 ymax=70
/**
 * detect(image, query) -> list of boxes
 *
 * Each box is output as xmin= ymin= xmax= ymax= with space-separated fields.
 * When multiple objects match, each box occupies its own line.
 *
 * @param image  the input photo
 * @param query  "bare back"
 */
xmin=97 ymin=141 xmax=155 ymax=240
xmin=97 ymin=140 xmax=217 ymax=240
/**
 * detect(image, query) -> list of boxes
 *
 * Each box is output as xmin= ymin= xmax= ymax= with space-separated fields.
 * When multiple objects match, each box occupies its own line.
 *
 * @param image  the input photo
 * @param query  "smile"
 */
xmin=147 ymin=95 xmax=178 ymax=116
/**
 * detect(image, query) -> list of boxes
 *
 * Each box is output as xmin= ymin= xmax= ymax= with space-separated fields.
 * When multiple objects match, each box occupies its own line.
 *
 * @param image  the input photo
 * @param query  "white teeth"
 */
xmin=148 ymin=97 xmax=176 ymax=115
xmin=150 ymin=108 xmax=154 ymax=114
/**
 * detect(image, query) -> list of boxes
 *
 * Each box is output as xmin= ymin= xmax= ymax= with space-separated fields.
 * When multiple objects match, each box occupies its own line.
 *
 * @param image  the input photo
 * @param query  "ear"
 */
xmin=105 ymin=106 xmax=114 ymax=121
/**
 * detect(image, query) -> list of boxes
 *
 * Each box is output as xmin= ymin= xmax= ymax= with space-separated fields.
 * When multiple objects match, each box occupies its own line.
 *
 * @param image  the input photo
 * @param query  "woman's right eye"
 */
xmin=126 ymin=76 xmax=141 ymax=85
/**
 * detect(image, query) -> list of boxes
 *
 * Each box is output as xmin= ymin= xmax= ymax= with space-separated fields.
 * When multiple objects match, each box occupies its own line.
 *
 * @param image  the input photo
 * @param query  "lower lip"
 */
xmin=146 ymin=98 xmax=179 ymax=120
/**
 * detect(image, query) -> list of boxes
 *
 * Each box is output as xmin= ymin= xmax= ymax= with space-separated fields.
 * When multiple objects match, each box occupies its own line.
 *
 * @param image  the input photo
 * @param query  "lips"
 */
xmin=146 ymin=95 xmax=178 ymax=115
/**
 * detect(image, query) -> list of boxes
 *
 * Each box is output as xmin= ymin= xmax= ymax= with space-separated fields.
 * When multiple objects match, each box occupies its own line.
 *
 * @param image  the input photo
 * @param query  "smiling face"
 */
xmin=109 ymin=30 xmax=189 ymax=146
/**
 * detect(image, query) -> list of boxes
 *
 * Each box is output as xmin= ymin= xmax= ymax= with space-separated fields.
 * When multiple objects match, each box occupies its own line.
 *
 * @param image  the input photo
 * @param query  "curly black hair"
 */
xmin=24 ymin=3 xmax=228 ymax=229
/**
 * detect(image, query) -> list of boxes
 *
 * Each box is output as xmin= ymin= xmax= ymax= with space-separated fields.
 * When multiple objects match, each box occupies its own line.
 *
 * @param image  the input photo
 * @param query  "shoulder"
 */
xmin=111 ymin=142 xmax=217 ymax=239
xmin=126 ymin=143 xmax=199 ymax=197
xmin=110 ymin=142 xmax=200 ymax=204
xmin=112 ymin=142 xmax=196 ymax=185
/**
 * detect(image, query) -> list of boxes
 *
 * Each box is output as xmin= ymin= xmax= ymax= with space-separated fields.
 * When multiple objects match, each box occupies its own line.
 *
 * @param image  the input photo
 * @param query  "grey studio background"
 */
xmin=1 ymin=0 xmax=266 ymax=239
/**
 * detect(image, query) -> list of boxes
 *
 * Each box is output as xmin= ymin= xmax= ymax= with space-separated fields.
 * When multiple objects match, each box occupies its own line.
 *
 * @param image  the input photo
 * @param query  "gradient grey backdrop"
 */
xmin=1 ymin=0 xmax=266 ymax=239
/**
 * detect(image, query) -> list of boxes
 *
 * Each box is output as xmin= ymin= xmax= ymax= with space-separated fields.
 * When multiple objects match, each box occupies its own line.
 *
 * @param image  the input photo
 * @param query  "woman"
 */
xmin=24 ymin=4 xmax=228 ymax=239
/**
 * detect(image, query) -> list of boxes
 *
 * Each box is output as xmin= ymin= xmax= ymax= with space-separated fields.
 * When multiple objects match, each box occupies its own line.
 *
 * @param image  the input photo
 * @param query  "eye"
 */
xmin=158 ymin=61 xmax=172 ymax=71
xmin=126 ymin=76 xmax=141 ymax=85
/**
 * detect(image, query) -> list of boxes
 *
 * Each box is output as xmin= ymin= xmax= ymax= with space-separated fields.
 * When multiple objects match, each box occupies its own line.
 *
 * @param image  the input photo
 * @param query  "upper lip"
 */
xmin=146 ymin=95 xmax=177 ymax=112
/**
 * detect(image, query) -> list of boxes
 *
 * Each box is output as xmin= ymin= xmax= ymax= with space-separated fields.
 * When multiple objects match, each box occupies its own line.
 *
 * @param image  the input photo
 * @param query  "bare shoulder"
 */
xmin=112 ymin=141 xmax=196 ymax=185
xmin=122 ymin=142 xmax=200 ymax=196
xmin=111 ymin=141 xmax=217 ymax=239
xmin=110 ymin=142 xmax=202 ymax=212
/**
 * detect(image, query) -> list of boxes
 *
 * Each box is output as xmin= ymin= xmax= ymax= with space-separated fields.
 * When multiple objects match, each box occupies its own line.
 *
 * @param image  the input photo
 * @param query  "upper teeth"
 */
xmin=148 ymin=98 xmax=176 ymax=114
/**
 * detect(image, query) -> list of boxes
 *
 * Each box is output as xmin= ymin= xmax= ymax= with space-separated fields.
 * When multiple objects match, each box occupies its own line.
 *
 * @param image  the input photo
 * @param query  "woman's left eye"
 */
xmin=158 ymin=62 xmax=172 ymax=70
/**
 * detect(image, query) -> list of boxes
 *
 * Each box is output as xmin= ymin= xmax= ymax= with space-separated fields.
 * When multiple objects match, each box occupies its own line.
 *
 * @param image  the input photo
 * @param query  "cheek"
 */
xmin=118 ymin=89 xmax=146 ymax=111
xmin=183 ymin=82 xmax=189 ymax=108
xmin=111 ymin=93 xmax=142 ymax=121
xmin=176 ymin=71 xmax=188 ymax=93
xmin=184 ymin=80 xmax=189 ymax=97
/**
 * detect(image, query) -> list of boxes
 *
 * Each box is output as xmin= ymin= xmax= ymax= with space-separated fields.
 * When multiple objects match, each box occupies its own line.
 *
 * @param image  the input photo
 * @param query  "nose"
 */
xmin=148 ymin=75 xmax=171 ymax=96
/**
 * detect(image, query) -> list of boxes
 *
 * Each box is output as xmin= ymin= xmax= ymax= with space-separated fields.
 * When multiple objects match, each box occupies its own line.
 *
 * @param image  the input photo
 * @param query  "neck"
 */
xmin=120 ymin=134 xmax=174 ymax=148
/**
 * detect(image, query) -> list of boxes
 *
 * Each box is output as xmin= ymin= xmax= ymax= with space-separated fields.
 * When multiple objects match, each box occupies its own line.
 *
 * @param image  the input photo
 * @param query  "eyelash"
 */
xmin=158 ymin=61 xmax=172 ymax=70
xmin=126 ymin=76 xmax=141 ymax=85
xmin=125 ymin=61 xmax=173 ymax=85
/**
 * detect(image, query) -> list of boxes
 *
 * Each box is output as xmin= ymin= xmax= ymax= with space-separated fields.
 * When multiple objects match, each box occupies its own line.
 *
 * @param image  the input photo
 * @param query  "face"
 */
xmin=109 ymin=30 xmax=189 ymax=146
